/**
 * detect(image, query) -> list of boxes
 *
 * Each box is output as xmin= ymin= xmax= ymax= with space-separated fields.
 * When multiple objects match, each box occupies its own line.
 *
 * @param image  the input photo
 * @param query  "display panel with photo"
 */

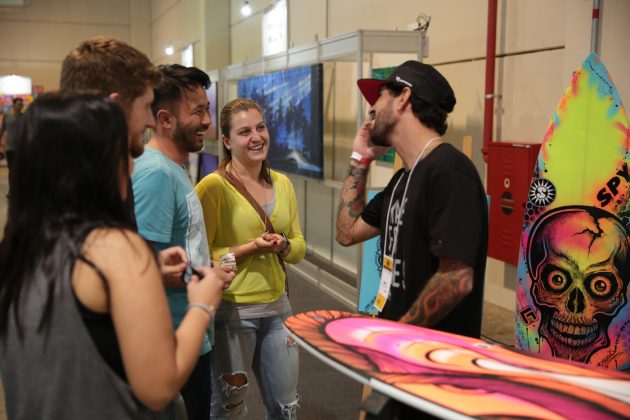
xmin=238 ymin=64 xmax=324 ymax=179
xmin=205 ymin=81 xmax=218 ymax=140
xmin=371 ymin=67 xmax=396 ymax=164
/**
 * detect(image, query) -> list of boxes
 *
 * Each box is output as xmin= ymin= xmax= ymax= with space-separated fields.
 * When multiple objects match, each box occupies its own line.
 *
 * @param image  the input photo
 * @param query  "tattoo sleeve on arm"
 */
xmin=335 ymin=163 xmax=370 ymax=245
xmin=398 ymin=258 xmax=474 ymax=327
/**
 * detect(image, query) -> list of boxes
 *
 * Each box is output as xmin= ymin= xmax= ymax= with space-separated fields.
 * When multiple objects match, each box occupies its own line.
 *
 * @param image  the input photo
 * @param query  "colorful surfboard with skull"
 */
xmin=516 ymin=53 xmax=630 ymax=371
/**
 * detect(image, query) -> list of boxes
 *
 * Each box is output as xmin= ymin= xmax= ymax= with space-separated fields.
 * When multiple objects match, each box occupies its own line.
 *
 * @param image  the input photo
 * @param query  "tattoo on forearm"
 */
xmin=344 ymin=164 xmax=369 ymax=217
xmin=399 ymin=259 xmax=473 ymax=327
xmin=336 ymin=163 xmax=370 ymax=242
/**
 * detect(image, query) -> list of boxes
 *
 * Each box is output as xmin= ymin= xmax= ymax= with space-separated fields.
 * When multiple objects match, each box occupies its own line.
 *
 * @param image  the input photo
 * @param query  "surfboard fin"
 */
xmin=360 ymin=391 xmax=397 ymax=419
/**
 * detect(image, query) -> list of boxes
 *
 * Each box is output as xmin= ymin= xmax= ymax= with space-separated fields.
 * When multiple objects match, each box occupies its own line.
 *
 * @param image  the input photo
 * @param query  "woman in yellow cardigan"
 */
xmin=195 ymin=98 xmax=306 ymax=419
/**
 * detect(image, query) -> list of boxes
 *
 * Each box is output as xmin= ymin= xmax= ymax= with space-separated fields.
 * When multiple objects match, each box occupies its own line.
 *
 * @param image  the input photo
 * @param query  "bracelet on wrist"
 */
xmin=279 ymin=233 xmax=290 ymax=253
xmin=350 ymin=151 xmax=373 ymax=166
xmin=187 ymin=302 xmax=216 ymax=321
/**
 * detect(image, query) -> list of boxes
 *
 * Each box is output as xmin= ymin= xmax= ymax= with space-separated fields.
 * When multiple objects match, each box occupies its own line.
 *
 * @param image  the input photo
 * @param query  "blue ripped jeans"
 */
xmin=211 ymin=312 xmax=299 ymax=419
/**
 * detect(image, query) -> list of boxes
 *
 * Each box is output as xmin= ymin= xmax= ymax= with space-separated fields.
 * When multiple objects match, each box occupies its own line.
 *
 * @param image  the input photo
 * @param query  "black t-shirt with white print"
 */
xmin=361 ymin=143 xmax=488 ymax=339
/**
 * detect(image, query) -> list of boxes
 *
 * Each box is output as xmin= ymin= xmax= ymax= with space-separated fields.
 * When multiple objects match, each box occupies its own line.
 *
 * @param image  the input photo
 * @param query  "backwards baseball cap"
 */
xmin=357 ymin=60 xmax=456 ymax=113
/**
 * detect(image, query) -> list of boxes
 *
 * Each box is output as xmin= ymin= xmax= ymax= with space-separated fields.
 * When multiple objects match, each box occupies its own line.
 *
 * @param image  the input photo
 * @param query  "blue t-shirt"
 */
xmin=132 ymin=148 xmax=212 ymax=354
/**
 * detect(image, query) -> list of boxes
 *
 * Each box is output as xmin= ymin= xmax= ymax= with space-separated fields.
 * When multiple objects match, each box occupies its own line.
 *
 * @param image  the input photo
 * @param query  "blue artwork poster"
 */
xmin=238 ymin=64 xmax=324 ymax=179
xmin=358 ymin=190 xmax=383 ymax=313
xmin=372 ymin=67 xmax=396 ymax=164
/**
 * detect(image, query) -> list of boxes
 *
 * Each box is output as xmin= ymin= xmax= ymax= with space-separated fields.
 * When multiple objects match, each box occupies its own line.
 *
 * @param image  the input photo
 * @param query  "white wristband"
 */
xmin=350 ymin=151 xmax=373 ymax=166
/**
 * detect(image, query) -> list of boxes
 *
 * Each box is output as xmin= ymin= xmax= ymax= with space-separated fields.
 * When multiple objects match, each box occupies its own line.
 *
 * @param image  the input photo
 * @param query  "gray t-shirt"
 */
xmin=2 ymin=112 xmax=22 ymax=151
xmin=0 ymin=240 xmax=176 ymax=419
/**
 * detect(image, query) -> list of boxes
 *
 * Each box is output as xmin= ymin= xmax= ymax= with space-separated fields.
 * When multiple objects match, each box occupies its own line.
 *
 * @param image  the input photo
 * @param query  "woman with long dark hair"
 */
xmin=196 ymin=98 xmax=306 ymax=419
xmin=0 ymin=93 xmax=231 ymax=419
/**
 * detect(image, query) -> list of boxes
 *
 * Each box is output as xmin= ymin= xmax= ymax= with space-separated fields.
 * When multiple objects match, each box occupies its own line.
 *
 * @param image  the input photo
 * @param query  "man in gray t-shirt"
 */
xmin=1 ymin=97 xmax=25 ymax=170
xmin=1 ymin=97 xmax=24 ymax=197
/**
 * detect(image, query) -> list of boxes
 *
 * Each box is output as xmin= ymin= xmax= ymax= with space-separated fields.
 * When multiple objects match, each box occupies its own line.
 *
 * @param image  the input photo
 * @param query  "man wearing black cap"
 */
xmin=336 ymin=60 xmax=488 ymax=417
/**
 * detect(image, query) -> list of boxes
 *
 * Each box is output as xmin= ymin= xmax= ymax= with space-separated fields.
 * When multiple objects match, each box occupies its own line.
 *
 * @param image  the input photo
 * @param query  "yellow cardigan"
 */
xmin=195 ymin=170 xmax=306 ymax=304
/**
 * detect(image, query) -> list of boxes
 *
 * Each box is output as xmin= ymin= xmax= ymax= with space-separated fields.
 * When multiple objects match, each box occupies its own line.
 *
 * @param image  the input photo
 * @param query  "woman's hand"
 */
xmin=211 ymin=260 xmax=236 ymax=290
xmin=186 ymin=265 xmax=235 ymax=311
xmin=228 ymin=234 xmax=290 ymax=263
xmin=252 ymin=234 xmax=280 ymax=253
xmin=157 ymin=246 xmax=188 ymax=284
xmin=262 ymin=233 xmax=289 ymax=254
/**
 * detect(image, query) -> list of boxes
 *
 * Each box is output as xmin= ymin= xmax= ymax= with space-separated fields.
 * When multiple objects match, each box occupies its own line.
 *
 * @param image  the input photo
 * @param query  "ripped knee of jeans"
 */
xmin=219 ymin=372 xmax=249 ymax=416
xmin=279 ymin=395 xmax=300 ymax=420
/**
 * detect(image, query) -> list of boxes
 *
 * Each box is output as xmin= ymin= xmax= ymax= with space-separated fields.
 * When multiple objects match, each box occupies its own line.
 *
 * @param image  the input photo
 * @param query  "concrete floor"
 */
xmin=0 ymin=162 xmax=516 ymax=419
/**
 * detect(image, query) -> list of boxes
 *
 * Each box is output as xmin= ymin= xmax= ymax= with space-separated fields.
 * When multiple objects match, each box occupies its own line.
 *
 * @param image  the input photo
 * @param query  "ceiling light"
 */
xmin=165 ymin=45 xmax=174 ymax=56
xmin=241 ymin=1 xmax=251 ymax=17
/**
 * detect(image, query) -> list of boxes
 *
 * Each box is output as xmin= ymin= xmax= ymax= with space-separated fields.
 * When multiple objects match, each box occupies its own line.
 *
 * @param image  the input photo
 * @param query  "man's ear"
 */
xmin=108 ymin=92 xmax=121 ymax=102
xmin=395 ymin=87 xmax=412 ymax=112
xmin=156 ymin=109 xmax=172 ymax=128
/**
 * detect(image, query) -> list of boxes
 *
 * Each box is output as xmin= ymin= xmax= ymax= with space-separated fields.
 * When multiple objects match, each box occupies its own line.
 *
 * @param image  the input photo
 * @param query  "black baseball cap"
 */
xmin=357 ymin=60 xmax=456 ymax=112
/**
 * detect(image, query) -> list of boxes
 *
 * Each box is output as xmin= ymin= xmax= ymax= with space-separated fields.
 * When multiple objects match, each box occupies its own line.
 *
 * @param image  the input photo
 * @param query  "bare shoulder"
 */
xmin=83 ymin=227 xmax=146 ymax=251
xmin=82 ymin=228 xmax=154 ymax=281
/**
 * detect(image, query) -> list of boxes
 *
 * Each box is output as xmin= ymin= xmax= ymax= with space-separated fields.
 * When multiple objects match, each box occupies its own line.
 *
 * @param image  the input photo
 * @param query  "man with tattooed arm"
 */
xmin=336 ymin=60 xmax=488 ymax=418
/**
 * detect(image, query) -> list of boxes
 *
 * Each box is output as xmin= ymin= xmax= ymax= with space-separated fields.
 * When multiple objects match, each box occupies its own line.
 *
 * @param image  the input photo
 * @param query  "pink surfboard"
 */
xmin=285 ymin=310 xmax=630 ymax=419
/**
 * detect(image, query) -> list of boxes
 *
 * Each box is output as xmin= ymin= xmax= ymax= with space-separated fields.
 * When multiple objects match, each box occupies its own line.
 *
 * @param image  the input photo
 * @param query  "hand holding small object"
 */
xmin=262 ymin=232 xmax=289 ymax=254
xmin=253 ymin=234 xmax=279 ymax=252
xmin=182 ymin=264 xmax=204 ymax=284
xmin=185 ymin=265 xmax=234 ymax=314
xmin=157 ymin=246 xmax=188 ymax=282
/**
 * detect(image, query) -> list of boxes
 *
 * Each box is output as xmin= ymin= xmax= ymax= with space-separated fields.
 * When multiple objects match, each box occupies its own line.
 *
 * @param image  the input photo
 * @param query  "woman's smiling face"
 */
xmin=223 ymin=108 xmax=270 ymax=166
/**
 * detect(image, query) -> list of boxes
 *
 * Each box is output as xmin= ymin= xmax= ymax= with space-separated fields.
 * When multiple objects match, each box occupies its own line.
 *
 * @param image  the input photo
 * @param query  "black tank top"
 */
xmin=72 ymin=255 xmax=127 ymax=381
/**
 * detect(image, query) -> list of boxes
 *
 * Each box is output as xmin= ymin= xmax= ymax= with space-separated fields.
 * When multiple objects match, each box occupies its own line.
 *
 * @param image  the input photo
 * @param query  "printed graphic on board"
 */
xmin=285 ymin=310 xmax=630 ymax=419
xmin=358 ymin=190 xmax=383 ymax=313
xmin=515 ymin=53 xmax=630 ymax=371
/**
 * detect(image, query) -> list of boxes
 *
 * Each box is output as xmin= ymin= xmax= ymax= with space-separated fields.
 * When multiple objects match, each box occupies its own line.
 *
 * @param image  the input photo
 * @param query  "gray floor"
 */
xmin=0 ymin=162 xmax=515 ymax=419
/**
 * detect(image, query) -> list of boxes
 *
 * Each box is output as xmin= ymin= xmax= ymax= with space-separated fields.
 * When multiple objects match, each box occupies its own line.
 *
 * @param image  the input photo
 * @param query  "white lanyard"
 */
xmin=374 ymin=136 xmax=440 ymax=311
xmin=383 ymin=136 xmax=440 ymax=261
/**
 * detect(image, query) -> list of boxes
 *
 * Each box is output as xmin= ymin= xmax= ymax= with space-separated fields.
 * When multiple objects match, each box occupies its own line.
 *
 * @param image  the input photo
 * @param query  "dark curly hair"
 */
xmin=385 ymin=82 xmax=455 ymax=135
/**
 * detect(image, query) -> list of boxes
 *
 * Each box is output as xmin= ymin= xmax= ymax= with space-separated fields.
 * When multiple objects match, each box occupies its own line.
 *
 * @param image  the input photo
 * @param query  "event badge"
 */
xmin=374 ymin=255 xmax=394 ymax=312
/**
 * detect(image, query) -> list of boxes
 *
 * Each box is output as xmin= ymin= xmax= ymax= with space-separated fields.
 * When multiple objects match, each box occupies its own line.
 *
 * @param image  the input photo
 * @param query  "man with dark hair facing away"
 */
xmin=131 ymin=64 xmax=214 ymax=420
xmin=336 ymin=60 xmax=488 ymax=419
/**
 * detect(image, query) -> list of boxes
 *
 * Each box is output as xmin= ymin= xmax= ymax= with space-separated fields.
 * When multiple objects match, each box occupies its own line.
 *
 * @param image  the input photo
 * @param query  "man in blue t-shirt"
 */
xmin=132 ymin=64 xmax=214 ymax=420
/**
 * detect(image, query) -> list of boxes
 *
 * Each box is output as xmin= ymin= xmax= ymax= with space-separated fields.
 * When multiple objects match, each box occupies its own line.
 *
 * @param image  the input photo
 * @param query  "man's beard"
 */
xmin=369 ymin=110 xmax=394 ymax=147
xmin=173 ymin=123 xmax=204 ymax=153
xmin=129 ymin=136 xmax=145 ymax=158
